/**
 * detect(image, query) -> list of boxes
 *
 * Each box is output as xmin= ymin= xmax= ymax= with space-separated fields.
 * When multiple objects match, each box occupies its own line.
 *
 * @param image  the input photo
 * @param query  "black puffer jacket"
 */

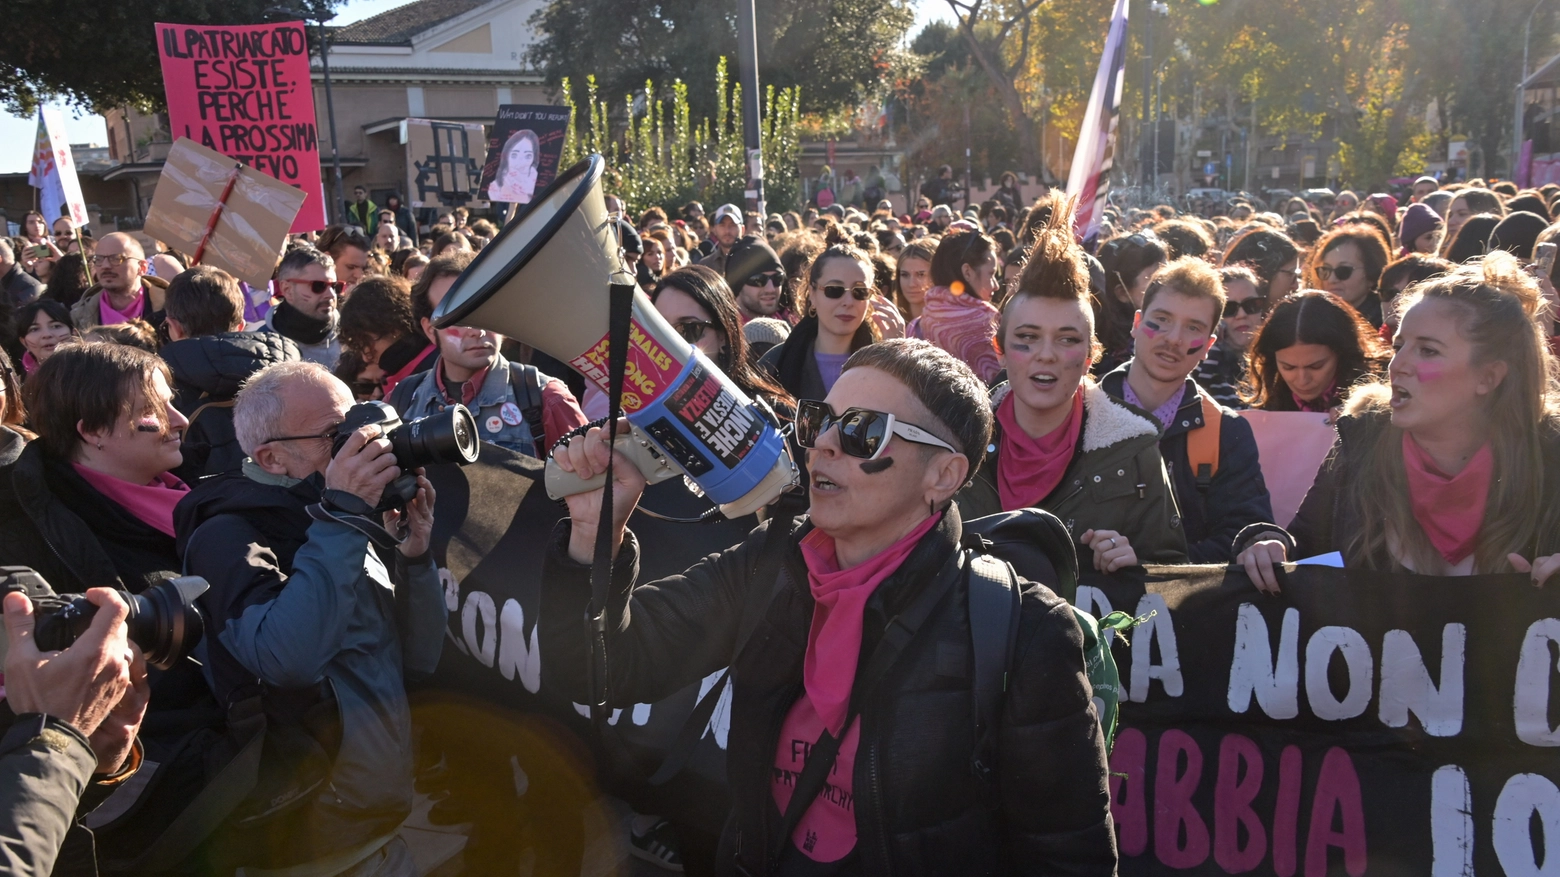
xmin=540 ymin=505 xmax=1117 ymax=876
xmin=161 ymin=330 xmax=299 ymax=483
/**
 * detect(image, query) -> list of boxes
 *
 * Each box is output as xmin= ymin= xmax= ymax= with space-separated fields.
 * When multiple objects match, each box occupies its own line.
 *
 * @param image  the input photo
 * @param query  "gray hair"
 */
xmin=233 ymin=360 xmax=339 ymax=456
xmin=842 ymin=339 xmax=993 ymax=473
xmin=0 ymin=239 xmax=12 ymax=262
xmin=276 ymin=245 xmax=334 ymax=280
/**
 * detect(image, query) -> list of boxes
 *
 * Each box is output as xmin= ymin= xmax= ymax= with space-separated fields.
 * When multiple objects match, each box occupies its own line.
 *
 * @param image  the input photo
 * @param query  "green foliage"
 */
xmin=528 ymin=0 xmax=914 ymax=121
xmin=0 ymin=0 xmax=339 ymax=114
xmin=559 ymin=57 xmax=803 ymax=216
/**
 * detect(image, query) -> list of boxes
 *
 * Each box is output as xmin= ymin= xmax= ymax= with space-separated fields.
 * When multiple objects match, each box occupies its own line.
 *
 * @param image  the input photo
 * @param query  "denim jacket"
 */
xmin=395 ymin=353 xmax=545 ymax=458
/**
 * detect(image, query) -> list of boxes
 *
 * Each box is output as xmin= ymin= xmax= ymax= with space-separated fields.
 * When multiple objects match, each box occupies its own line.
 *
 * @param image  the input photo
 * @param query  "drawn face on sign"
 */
xmin=507 ymin=138 xmax=535 ymax=177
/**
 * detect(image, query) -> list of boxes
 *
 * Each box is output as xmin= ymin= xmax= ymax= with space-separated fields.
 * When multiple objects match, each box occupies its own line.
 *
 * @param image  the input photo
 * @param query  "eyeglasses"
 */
xmin=283 ymin=279 xmax=347 ymax=296
xmin=673 ymin=319 xmax=717 ymax=344
xmin=1223 ymin=296 xmax=1271 ymax=318
xmin=264 ymin=423 xmax=340 ymax=445
xmin=795 ymin=400 xmax=957 ymax=461
xmin=820 ymin=284 xmax=873 ymax=301
xmin=1314 ymin=264 xmax=1356 ymax=282
xmin=744 ymin=271 xmax=785 ymax=289
xmin=90 ymin=253 xmax=142 ymax=267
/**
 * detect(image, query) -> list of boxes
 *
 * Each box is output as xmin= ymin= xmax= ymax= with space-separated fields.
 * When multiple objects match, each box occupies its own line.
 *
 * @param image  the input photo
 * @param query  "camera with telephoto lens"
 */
xmin=331 ymin=401 xmax=480 ymax=512
xmin=0 ymin=567 xmax=208 ymax=670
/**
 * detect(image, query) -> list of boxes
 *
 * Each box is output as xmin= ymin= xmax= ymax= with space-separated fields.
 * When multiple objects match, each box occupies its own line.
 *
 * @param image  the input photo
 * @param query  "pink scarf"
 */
xmin=996 ymin=389 xmax=1083 ymax=512
xmin=1402 ymin=435 xmax=1493 ymax=566
xmin=99 ymin=288 xmax=145 ymax=324
xmin=799 ymin=512 xmax=942 ymax=734
xmin=917 ymin=285 xmax=1001 ymax=383
xmin=21 ymin=351 xmax=38 ymax=374
xmin=71 ymin=464 xmax=188 ymax=537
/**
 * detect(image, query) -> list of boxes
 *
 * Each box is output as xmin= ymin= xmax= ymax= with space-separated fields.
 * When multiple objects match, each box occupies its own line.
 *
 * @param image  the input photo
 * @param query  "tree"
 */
xmin=0 ymin=0 xmax=336 ymax=114
xmin=942 ymin=0 xmax=1049 ymax=176
xmin=528 ymin=0 xmax=915 ymax=121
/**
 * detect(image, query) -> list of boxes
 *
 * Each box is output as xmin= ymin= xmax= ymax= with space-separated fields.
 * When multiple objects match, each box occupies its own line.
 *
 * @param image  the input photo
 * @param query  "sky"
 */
xmin=0 ymin=0 xmax=955 ymax=173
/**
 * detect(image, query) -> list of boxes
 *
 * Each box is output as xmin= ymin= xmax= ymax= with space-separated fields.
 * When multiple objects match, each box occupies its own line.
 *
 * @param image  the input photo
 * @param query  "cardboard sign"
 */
xmin=478 ymin=105 xmax=570 ymax=205
xmin=155 ymin=21 xmax=326 ymax=232
xmin=1238 ymin=410 xmax=1337 ymax=527
xmin=404 ymin=118 xmax=486 ymax=209
xmin=143 ymin=138 xmax=305 ymax=288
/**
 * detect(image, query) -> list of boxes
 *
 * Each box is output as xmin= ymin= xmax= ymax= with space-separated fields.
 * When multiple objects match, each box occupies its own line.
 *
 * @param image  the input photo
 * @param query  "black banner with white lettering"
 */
xmin=422 ymin=447 xmax=753 ymax=832
xmin=1084 ymin=565 xmax=1560 ymax=877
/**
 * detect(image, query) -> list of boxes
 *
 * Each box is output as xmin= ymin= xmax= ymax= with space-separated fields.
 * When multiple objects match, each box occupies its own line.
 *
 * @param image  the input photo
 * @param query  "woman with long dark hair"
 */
xmin=1244 ymin=290 xmax=1391 ymax=415
xmin=13 ymin=299 xmax=79 ymax=378
xmin=44 ymin=252 xmax=93 ymax=308
xmin=488 ymin=129 xmax=540 ymax=203
xmin=1221 ymin=227 xmax=1301 ymax=300
xmin=1238 ymin=251 xmax=1560 ymax=586
xmin=651 ymin=266 xmax=792 ymax=414
xmin=911 ymin=229 xmax=1003 ymax=383
xmin=1093 ymin=229 xmax=1168 ymax=374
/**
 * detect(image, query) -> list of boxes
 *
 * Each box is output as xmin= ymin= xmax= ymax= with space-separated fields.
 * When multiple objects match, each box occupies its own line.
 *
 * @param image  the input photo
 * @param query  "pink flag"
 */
xmin=1239 ymin=410 xmax=1337 ymax=528
xmin=1065 ymin=0 xmax=1130 ymax=243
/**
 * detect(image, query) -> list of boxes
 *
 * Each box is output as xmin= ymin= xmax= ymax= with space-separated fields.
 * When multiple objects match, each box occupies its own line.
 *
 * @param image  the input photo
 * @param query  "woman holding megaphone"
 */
xmin=540 ymin=338 xmax=1116 ymax=875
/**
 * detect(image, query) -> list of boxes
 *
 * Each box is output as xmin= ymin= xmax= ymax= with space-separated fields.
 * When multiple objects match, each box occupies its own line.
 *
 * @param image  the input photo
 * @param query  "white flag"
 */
xmin=27 ymin=107 xmax=90 ymax=229
xmin=1065 ymin=0 xmax=1130 ymax=243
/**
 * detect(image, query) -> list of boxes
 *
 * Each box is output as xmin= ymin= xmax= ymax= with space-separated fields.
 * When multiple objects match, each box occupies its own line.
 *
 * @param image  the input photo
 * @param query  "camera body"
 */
xmin=330 ymin=401 xmax=480 ymax=513
xmin=0 ymin=567 xmax=208 ymax=670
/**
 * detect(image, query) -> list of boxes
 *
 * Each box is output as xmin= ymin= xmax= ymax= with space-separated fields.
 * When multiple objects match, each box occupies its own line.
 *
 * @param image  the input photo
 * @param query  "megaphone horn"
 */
xmin=432 ymin=155 xmax=797 ymax=518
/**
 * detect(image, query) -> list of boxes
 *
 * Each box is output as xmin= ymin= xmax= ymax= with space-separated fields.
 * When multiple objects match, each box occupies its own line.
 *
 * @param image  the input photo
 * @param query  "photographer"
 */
xmin=175 ymin=361 xmax=444 ymax=872
xmin=0 ymin=587 xmax=148 ymax=876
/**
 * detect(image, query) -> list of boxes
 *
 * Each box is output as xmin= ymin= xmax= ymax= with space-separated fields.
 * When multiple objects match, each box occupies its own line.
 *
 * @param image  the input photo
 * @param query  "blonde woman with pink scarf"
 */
xmin=908 ymin=229 xmax=1003 ymax=384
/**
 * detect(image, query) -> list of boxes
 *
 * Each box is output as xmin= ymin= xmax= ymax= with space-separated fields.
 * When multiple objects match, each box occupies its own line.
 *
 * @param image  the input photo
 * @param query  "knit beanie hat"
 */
xmin=1397 ymin=203 xmax=1442 ymax=250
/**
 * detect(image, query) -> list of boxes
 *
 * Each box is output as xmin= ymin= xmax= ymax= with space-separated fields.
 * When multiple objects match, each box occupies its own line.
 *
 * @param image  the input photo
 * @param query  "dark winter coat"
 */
xmin=1100 ymin=365 xmax=1273 ymax=562
xmin=540 ymin=505 xmax=1118 ymax=877
xmin=161 ymin=330 xmax=299 ymax=483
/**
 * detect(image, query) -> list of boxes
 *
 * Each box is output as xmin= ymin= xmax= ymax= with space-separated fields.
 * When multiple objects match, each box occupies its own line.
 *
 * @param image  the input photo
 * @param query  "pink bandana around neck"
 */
xmin=99 ymin=287 xmax=145 ymax=325
xmin=71 ymin=464 xmax=188 ymax=537
xmin=798 ymin=511 xmax=943 ymax=735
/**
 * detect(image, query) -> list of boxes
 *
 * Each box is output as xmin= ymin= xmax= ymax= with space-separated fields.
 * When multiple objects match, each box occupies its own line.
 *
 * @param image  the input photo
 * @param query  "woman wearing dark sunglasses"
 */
xmin=1193 ymin=266 xmax=1269 ymax=408
xmin=651 ymin=266 xmax=792 ymax=416
xmin=1306 ymin=226 xmax=1391 ymax=328
xmin=759 ymin=244 xmax=881 ymax=401
xmin=954 ymin=210 xmax=1187 ymax=570
xmin=543 ymin=338 xmax=1116 ymax=875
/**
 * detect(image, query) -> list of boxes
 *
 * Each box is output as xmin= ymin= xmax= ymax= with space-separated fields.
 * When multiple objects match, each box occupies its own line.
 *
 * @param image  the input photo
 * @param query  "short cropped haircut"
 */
xmin=338 ymin=275 xmax=416 ymax=355
xmin=1142 ymin=256 xmax=1226 ymax=327
xmin=164 ymin=266 xmax=244 ymax=336
xmin=1152 ymin=219 xmax=1215 ymax=260
xmin=23 ymin=342 xmax=172 ymax=461
xmin=276 ymin=245 xmax=334 ymax=280
xmin=233 ymin=360 xmax=338 ymax=456
xmin=411 ymin=251 xmax=475 ymax=328
xmin=842 ymin=338 xmax=992 ymax=475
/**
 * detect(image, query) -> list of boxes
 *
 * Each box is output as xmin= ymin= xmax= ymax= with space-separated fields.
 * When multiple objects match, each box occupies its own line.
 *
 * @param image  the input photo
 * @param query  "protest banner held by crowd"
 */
xmin=1 ymin=0 xmax=1558 ymax=873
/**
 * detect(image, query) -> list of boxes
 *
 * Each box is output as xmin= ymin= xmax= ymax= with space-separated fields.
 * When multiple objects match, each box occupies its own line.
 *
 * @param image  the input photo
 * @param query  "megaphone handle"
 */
xmin=545 ymin=433 xmax=681 ymax=498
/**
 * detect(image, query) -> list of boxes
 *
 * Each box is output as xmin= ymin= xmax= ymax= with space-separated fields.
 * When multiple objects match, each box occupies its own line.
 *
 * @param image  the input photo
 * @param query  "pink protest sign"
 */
xmin=1238 ymin=410 xmax=1337 ymax=528
xmin=155 ymin=22 xmax=326 ymax=233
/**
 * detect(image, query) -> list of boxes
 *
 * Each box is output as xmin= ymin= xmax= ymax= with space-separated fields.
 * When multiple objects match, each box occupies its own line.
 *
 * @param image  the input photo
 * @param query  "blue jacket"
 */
xmin=1102 ymin=363 xmax=1273 ymax=562
xmin=176 ymin=465 xmax=446 ymax=820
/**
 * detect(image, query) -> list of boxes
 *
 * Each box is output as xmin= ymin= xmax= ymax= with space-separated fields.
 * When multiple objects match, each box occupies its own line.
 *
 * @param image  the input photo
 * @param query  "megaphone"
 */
xmin=431 ymin=155 xmax=797 ymax=519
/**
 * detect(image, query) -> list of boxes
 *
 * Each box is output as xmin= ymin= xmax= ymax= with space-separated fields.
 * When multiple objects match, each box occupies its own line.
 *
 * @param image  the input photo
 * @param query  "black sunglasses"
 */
xmin=673 ymin=318 xmax=716 ymax=344
xmin=744 ymin=271 xmax=785 ymax=289
xmin=284 ymin=278 xmax=347 ymax=296
xmin=795 ymin=400 xmax=957 ymax=461
xmin=820 ymin=284 xmax=873 ymax=301
xmin=1314 ymin=264 xmax=1355 ymax=282
xmin=1223 ymin=296 xmax=1270 ymax=318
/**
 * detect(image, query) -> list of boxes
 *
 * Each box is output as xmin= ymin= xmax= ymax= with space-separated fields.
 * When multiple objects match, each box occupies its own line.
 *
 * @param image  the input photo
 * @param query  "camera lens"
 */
xmin=33 ymin=577 xmax=209 ymax=670
xmin=391 ymin=404 xmax=480 ymax=468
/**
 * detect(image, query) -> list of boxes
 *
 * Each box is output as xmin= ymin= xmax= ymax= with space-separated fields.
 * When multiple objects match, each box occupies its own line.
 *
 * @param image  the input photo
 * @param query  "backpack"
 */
xmin=1186 ymin=392 xmax=1223 ymax=491
xmin=647 ymin=507 xmax=1134 ymax=792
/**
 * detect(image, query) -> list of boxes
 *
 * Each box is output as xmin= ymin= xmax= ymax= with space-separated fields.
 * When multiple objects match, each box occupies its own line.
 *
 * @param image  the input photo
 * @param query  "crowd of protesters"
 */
xmin=0 ymin=165 xmax=1558 ymax=876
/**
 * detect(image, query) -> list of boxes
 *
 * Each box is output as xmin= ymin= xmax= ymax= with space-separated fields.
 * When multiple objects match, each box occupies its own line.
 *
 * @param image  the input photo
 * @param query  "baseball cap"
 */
xmin=714 ymin=204 xmax=743 ymax=226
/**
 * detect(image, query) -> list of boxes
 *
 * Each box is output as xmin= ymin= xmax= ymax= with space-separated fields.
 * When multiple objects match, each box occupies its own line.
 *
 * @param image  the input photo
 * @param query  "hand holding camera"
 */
xmin=325 ymin=423 xmax=402 ymax=509
xmin=2 ymin=588 xmax=143 ymax=769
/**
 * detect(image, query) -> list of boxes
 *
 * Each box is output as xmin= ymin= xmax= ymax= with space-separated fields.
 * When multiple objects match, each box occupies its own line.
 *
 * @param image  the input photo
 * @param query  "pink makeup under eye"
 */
xmin=442 ymin=328 xmax=465 ymax=341
xmin=1416 ymin=364 xmax=1444 ymax=382
xmin=1140 ymin=321 xmax=1161 ymax=338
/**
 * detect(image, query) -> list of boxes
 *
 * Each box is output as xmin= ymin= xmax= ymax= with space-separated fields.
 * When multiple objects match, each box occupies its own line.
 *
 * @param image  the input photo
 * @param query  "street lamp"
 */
xmin=1516 ymin=0 xmax=1552 ymax=179
xmin=268 ymin=1 xmax=344 ymax=225
xmin=1141 ymin=0 xmax=1169 ymax=185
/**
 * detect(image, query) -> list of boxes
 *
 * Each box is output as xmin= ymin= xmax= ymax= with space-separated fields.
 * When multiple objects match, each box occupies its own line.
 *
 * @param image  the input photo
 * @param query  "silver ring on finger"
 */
xmin=1107 ymin=537 xmax=1116 ymax=549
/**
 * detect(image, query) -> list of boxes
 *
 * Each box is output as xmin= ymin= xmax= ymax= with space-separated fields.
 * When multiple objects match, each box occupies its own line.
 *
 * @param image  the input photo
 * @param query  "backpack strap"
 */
xmin=1187 ymin=392 xmax=1223 ymax=491
xmin=965 ymin=553 xmax=1021 ymax=783
xmin=647 ymin=514 xmax=797 ymax=786
xmin=509 ymin=361 xmax=549 ymax=455
xmin=185 ymin=398 xmax=235 ymax=430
